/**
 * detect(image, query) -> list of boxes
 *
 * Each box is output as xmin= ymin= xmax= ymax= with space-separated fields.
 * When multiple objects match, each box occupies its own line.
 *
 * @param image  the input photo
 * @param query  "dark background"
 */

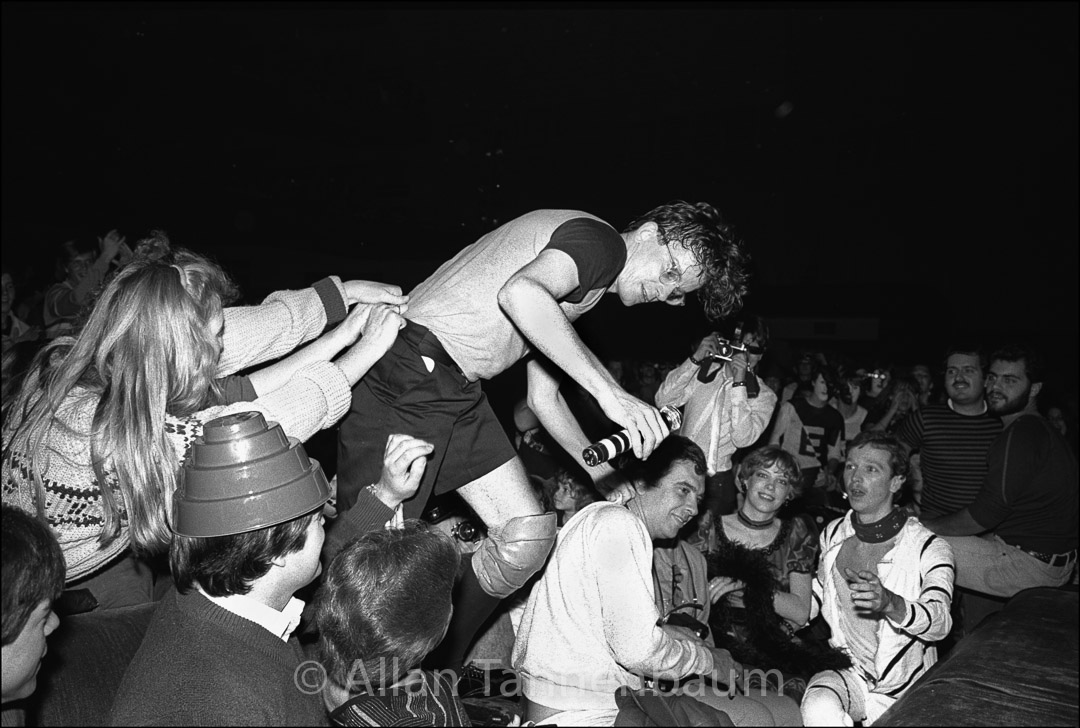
xmin=3 ymin=2 xmax=1077 ymax=407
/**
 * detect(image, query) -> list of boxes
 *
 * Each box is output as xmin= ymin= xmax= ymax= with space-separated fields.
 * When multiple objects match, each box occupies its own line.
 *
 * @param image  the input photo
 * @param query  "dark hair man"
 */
xmin=656 ymin=315 xmax=776 ymax=519
xmin=513 ymin=436 xmax=775 ymax=726
xmin=314 ymin=522 xmax=470 ymax=726
xmin=110 ymin=413 xmax=337 ymax=727
xmin=895 ymin=345 xmax=1003 ymax=520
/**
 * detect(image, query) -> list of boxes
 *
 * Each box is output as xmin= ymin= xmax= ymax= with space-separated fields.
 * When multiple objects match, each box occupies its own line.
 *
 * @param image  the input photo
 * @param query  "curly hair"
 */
xmin=991 ymin=344 xmax=1045 ymax=385
xmin=623 ymin=200 xmax=750 ymax=322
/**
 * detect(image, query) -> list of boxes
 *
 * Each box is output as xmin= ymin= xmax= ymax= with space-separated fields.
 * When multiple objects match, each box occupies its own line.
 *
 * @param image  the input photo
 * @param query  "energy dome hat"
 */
xmin=172 ymin=411 xmax=330 ymax=538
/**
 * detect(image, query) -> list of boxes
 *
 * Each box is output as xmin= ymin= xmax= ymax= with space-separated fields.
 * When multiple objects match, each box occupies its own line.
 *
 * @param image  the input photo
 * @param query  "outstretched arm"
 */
xmin=526 ymin=357 xmax=619 ymax=486
xmin=499 ymin=249 xmax=667 ymax=460
xmin=246 ymin=302 xmax=407 ymax=396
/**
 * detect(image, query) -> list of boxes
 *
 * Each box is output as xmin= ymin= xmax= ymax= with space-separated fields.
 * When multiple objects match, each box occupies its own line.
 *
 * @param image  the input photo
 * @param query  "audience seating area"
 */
xmin=877 ymin=586 xmax=1079 ymax=727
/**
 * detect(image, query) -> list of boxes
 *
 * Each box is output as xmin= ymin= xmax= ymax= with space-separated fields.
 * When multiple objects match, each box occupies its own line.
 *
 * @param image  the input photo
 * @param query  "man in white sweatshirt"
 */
xmin=513 ymin=436 xmax=768 ymax=726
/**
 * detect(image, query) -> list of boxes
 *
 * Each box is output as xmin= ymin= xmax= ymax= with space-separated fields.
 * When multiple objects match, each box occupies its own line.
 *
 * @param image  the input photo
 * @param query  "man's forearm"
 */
xmin=527 ymin=359 xmax=616 ymax=482
xmin=499 ymin=277 xmax=618 ymax=400
xmin=922 ymin=507 xmax=988 ymax=537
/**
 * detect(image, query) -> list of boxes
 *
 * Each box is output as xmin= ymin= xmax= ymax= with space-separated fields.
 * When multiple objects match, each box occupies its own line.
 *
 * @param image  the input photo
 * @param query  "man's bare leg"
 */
xmin=427 ymin=457 xmax=556 ymax=682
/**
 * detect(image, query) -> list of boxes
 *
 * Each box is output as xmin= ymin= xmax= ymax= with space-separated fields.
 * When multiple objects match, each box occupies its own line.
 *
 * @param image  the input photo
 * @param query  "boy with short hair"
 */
xmin=2 ymin=504 xmax=64 ymax=705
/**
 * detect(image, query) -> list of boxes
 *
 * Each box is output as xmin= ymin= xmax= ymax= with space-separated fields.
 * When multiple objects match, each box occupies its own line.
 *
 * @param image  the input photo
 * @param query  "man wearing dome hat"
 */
xmin=109 ymin=413 xmax=428 ymax=726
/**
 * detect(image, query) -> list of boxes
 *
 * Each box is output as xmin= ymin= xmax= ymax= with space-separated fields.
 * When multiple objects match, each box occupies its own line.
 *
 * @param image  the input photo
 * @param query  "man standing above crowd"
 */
xmin=656 ymin=315 xmax=776 ymax=519
xmin=336 ymin=201 xmax=750 ymax=678
xmin=895 ymin=346 xmax=1003 ymax=520
xmin=922 ymin=345 xmax=1078 ymax=597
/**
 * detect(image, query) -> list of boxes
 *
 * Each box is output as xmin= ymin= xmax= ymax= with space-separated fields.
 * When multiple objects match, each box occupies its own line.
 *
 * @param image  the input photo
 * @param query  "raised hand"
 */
xmin=693 ymin=333 xmax=721 ymax=361
xmin=98 ymin=229 xmax=126 ymax=262
xmin=373 ymin=434 xmax=435 ymax=508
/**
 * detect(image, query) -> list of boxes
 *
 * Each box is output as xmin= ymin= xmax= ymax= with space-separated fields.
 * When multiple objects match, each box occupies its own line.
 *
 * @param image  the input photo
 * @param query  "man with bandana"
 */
xmin=802 ymin=431 xmax=954 ymax=727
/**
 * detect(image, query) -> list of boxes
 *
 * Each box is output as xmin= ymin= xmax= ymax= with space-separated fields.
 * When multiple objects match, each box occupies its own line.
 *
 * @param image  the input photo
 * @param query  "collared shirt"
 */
xmin=197 ymin=587 xmax=306 ymax=642
xmin=655 ymin=358 xmax=777 ymax=474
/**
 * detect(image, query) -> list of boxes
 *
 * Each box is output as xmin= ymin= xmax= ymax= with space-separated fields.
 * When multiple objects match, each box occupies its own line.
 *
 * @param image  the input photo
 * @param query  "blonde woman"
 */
xmin=2 ymin=233 xmax=406 ymax=609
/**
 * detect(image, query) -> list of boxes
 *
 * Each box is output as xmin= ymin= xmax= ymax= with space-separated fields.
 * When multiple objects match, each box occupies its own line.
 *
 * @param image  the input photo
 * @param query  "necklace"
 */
xmin=737 ymin=508 xmax=776 ymax=530
xmin=852 ymin=508 xmax=907 ymax=544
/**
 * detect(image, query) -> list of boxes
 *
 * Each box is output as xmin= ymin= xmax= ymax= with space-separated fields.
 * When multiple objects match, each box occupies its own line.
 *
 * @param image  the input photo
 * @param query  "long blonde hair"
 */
xmin=2 ymin=233 xmax=238 ymax=555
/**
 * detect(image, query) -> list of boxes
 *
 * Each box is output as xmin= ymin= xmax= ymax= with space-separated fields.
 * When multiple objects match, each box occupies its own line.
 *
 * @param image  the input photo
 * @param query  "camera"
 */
xmin=708 ymin=337 xmax=749 ymax=362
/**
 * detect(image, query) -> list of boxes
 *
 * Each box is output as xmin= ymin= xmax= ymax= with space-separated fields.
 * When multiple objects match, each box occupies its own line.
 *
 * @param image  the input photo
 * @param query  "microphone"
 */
xmin=582 ymin=405 xmax=682 ymax=466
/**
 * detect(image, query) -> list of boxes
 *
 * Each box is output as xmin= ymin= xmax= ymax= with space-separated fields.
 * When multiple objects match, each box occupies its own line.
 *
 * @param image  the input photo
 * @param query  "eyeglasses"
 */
xmin=657 ymin=227 xmax=687 ymax=303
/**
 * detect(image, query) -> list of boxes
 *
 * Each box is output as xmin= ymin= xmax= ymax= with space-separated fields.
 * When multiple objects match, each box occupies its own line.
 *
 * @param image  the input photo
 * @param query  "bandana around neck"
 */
xmin=852 ymin=507 xmax=906 ymax=544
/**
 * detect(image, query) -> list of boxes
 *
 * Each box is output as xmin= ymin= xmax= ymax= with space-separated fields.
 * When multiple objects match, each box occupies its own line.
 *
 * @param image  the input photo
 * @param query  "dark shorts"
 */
xmin=336 ymin=321 xmax=516 ymax=519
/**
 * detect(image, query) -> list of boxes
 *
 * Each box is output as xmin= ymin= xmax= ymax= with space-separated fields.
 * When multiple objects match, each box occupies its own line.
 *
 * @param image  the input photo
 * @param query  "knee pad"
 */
xmin=471 ymin=512 xmax=557 ymax=598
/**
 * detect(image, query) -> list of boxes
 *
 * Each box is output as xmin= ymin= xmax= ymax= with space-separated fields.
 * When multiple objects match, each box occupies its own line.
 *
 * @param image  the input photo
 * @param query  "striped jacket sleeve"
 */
xmin=810 ymin=519 xmax=838 ymax=621
xmin=887 ymin=533 xmax=955 ymax=640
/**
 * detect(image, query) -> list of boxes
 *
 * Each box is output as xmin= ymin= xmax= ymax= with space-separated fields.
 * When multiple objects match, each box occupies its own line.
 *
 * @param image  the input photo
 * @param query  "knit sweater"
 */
xmin=109 ymin=588 xmax=329 ymax=726
xmin=512 ymin=502 xmax=715 ymax=713
xmin=2 ymin=279 xmax=352 ymax=582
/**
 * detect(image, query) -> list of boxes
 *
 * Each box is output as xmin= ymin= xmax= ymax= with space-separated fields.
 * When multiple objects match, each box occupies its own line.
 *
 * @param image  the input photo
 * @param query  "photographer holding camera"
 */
xmin=656 ymin=316 xmax=777 ymax=522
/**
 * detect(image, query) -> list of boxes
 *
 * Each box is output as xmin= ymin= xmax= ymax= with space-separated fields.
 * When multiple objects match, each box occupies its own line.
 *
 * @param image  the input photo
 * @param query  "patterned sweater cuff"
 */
xmin=313 ymin=276 xmax=348 ymax=329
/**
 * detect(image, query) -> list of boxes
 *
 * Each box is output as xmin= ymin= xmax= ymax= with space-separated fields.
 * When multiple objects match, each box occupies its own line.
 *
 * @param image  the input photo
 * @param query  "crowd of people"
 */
xmin=2 ymin=202 xmax=1077 ymax=727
